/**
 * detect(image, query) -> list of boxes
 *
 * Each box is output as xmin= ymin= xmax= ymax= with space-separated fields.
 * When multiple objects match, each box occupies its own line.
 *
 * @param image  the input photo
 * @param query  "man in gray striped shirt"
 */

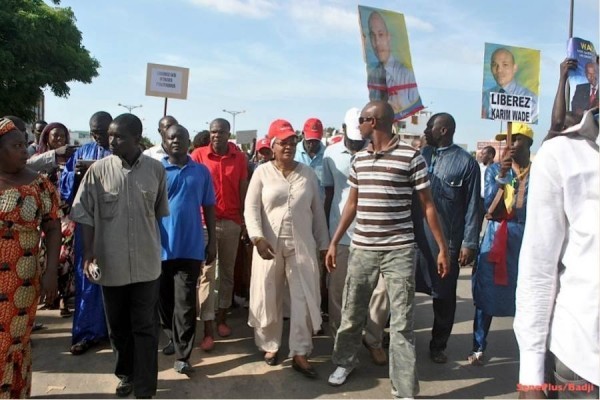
xmin=325 ymin=100 xmax=449 ymax=398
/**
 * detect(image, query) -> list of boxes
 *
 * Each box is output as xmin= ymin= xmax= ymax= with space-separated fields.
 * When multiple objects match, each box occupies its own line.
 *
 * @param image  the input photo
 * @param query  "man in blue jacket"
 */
xmin=414 ymin=112 xmax=481 ymax=364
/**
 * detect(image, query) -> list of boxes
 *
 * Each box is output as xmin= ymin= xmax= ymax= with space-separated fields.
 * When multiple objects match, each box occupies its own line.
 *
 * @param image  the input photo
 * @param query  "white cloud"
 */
xmin=405 ymin=15 xmax=434 ymax=33
xmin=187 ymin=0 xmax=277 ymax=18
xmin=287 ymin=1 xmax=357 ymax=35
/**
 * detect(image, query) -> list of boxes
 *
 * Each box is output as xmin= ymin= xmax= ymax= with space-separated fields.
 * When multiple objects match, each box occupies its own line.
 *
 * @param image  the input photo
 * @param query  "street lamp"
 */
xmin=118 ymin=103 xmax=143 ymax=113
xmin=222 ymin=109 xmax=245 ymax=135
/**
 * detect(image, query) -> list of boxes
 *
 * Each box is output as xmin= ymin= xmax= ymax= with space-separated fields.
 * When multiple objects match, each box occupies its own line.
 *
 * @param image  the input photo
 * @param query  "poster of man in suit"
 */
xmin=358 ymin=6 xmax=424 ymax=121
xmin=481 ymin=43 xmax=540 ymax=124
xmin=568 ymin=37 xmax=598 ymax=115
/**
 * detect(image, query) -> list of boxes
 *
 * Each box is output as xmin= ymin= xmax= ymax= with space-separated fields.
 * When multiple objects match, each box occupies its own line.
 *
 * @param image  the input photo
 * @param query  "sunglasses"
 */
xmin=358 ymin=116 xmax=375 ymax=124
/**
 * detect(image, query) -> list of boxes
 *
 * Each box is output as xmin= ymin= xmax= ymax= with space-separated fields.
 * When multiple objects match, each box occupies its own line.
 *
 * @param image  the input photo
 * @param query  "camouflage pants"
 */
xmin=332 ymin=246 xmax=419 ymax=398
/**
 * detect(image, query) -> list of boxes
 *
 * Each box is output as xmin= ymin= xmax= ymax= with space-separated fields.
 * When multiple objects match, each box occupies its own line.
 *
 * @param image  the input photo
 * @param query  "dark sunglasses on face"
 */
xmin=358 ymin=116 xmax=375 ymax=124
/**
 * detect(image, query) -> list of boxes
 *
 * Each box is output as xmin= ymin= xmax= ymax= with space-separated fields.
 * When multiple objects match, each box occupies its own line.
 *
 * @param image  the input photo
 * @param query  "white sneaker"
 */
xmin=328 ymin=366 xmax=354 ymax=386
xmin=467 ymin=351 xmax=484 ymax=366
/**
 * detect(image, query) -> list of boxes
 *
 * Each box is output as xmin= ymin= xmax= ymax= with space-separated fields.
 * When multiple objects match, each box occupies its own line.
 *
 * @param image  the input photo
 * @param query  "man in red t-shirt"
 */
xmin=191 ymin=118 xmax=248 ymax=350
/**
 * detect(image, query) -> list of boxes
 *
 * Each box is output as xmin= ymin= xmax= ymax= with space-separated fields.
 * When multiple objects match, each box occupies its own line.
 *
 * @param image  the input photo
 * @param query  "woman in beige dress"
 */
xmin=245 ymin=119 xmax=329 ymax=378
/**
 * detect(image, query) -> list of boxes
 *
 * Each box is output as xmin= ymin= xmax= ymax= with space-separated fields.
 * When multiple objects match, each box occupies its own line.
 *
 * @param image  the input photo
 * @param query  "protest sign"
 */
xmin=236 ymin=130 xmax=257 ymax=145
xmin=567 ymin=37 xmax=598 ymax=114
xmin=481 ymin=43 xmax=540 ymax=124
xmin=358 ymin=5 xmax=423 ymax=121
xmin=145 ymin=63 xmax=190 ymax=100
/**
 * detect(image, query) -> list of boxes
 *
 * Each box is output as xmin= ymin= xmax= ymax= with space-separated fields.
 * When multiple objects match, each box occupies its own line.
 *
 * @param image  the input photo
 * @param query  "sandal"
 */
xmin=70 ymin=339 xmax=94 ymax=355
xmin=60 ymin=308 xmax=73 ymax=318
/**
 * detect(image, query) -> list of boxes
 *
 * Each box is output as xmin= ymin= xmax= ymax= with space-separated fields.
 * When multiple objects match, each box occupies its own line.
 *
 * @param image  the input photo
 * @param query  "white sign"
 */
xmin=145 ymin=63 xmax=189 ymax=100
xmin=236 ymin=130 xmax=257 ymax=145
xmin=487 ymin=92 xmax=534 ymax=123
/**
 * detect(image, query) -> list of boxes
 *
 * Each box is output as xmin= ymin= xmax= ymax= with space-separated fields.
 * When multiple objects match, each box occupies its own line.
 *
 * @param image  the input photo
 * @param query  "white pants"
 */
xmin=254 ymin=237 xmax=314 ymax=357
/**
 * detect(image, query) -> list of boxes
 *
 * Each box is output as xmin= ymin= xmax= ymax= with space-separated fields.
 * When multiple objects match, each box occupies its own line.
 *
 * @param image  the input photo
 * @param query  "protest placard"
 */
xmin=481 ymin=43 xmax=540 ymax=124
xmin=236 ymin=130 xmax=257 ymax=145
xmin=358 ymin=6 xmax=423 ymax=121
xmin=145 ymin=63 xmax=190 ymax=100
xmin=567 ymin=37 xmax=598 ymax=115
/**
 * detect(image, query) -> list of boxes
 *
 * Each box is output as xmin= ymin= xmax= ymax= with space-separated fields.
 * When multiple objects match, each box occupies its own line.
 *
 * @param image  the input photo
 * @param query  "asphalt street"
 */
xmin=31 ymin=267 xmax=519 ymax=399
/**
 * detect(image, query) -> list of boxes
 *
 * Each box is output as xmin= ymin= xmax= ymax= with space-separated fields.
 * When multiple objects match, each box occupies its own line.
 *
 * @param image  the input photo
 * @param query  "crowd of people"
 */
xmin=0 ymin=59 xmax=597 ymax=400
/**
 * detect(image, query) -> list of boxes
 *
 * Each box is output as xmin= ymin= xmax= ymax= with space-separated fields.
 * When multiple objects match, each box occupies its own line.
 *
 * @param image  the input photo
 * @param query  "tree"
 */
xmin=0 ymin=0 xmax=99 ymax=121
xmin=140 ymin=136 xmax=154 ymax=150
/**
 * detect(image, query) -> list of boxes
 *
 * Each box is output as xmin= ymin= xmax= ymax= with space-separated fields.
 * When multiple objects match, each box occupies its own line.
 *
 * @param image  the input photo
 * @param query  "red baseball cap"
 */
xmin=268 ymin=119 xmax=296 ymax=141
xmin=256 ymin=137 xmax=271 ymax=152
xmin=328 ymin=135 xmax=343 ymax=145
xmin=303 ymin=118 xmax=323 ymax=141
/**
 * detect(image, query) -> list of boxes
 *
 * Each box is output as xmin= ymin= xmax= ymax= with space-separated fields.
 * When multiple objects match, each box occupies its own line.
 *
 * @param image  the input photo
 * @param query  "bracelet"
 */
xmin=252 ymin=237 xmax=265 ymax=245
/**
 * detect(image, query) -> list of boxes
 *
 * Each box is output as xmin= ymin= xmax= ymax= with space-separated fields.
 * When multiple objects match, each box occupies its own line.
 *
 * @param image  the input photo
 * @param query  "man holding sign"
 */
xmin=482 ymin=46 xmax=539 ymax=124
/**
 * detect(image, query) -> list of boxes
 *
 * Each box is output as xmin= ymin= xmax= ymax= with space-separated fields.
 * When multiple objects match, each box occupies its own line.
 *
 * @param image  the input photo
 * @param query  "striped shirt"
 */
xmin=349 ymin=135 xmax=429 ymax=250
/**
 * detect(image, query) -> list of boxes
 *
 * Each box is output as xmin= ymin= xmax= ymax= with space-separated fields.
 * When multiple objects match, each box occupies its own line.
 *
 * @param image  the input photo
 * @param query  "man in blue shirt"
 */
xmin=158 ymin=124 xmax=216 ymax=375
xmin=295 ymin=118 xmax=326 ymax=198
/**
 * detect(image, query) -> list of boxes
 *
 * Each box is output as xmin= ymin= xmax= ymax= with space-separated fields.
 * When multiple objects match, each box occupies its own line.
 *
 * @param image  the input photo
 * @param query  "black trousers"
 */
xmin=102 ymin=279 xmax=160 ymax=398
xmin=430 ymin=274 xmax=458 ymax=352
xmin=158 ymin=259 xmax=202 ymax=361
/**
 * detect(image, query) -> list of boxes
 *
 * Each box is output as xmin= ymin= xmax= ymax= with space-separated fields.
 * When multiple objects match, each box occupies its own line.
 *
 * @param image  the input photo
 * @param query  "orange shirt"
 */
xmin=191 ymin=143 xmax=248 ymax=224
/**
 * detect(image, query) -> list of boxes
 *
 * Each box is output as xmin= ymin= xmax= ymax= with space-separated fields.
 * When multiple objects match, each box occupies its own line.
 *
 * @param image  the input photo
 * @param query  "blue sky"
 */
xmin=44 ymin=0 xmax=598 ymax=151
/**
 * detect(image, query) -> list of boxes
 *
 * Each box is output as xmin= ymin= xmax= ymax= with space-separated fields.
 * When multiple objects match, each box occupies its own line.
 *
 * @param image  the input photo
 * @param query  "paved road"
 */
xmin=31 ymin=268 xmax=519 ymax=399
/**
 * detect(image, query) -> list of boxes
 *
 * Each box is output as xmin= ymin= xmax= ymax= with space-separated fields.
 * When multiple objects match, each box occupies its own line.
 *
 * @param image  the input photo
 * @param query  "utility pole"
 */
xmin=118 ymin=103 xmax=143 ymax=113
xmin=222 ymin=109 xmax=245 ymax=135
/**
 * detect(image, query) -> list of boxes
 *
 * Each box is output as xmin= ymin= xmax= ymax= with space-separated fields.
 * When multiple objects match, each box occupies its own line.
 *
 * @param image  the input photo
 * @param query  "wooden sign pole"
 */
xmin=486 ymin=121 xmax=512 ymax=219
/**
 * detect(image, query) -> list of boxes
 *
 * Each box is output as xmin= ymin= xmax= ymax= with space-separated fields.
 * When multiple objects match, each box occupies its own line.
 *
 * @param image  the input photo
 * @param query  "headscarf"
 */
xmin=38 ymin=122 xmax=70 ymax=154
xmin=0 ymin=118 xmax=18 ymax=137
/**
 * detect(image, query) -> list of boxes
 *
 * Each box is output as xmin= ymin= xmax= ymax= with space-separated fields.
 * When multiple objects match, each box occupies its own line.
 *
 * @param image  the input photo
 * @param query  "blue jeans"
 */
xmin=472 ymin=307 xmax=493 ymax=352
xmin=332 ymin=246 xmax=418 ymax=398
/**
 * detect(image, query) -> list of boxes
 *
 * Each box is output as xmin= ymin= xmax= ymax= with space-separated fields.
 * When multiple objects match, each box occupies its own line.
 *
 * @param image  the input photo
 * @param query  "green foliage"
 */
xmin=140 ymin=136 xmax=154 ymax=150
xmin=0 ymin=0 xmax=99 ymax=121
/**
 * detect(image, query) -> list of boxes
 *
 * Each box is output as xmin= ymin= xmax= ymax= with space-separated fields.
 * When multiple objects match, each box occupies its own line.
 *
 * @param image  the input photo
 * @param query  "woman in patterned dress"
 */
xmin=36 ymin=123 xmax=74 ymax=317
xmin=0 ymin=118 xmax=61 ymax=398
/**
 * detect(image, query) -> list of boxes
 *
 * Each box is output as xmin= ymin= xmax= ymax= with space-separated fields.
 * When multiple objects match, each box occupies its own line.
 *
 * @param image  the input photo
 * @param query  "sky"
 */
xmin=43 ymin=0 xmax=599 ymax=152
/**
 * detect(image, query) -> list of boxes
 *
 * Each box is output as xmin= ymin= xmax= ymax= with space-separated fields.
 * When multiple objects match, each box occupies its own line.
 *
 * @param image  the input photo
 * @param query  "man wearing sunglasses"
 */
xmin=326 ymin=100 xmax=449 ymax=398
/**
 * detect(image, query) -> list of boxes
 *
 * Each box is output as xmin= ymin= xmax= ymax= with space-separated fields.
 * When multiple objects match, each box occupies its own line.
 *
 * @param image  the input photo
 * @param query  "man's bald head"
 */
xmin=90 ymin=111 xmax=112 ymax=127
xmin=166 ymin=123 xmax=189 ymax=138
xmin=431 ymin=112 xmax=456 ymax=135
xmin=158 ymin=115 xmax=178 ymax=138
xmin=368 ymin=11 xmax=392 ymax=64
xmin=491 ymin=48 xmax=517 ymax=87
xmin=362 ymin=100 xmax=395 ymax=129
